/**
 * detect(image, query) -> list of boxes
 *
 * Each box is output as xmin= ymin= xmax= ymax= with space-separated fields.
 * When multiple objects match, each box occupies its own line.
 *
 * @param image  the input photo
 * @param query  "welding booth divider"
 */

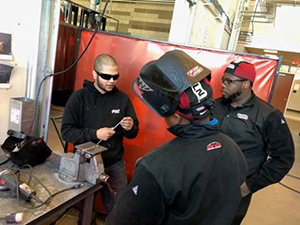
xmin=52 ymin=24 xmax=280 ymax=213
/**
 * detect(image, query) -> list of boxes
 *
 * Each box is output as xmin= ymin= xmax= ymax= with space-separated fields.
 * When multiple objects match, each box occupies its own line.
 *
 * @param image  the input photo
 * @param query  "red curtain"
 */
xmin=75 ymin=31 xmax=279 ymax=178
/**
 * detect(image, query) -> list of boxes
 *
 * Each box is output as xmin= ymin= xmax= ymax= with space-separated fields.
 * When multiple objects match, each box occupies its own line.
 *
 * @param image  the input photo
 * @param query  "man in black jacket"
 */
xmin=61 ymin=54 xmax=139 ymax=213
xmin=212 ymin=61 xmax=295 ymax=225
xmin=106 ymin=50 xmax=248 ymax=225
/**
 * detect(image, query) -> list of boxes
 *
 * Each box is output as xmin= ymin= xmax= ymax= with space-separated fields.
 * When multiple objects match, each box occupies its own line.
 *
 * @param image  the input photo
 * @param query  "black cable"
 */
xmin=1 ymin=166 xmax=84 ymax=209
xmin=28 ymin=0 xmax=111 ymax=136
xmin=250 ymin=0 xmax=261 ymax=35
xmin=18 ymin=164 xmax=34 ymax=184
xmin=0 ymin=158 xmax=9 ymax=166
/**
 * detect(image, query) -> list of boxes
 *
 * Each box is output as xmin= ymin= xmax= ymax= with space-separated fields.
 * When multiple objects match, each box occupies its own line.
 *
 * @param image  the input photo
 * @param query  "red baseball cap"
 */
xmin=224 ymin=61 xmax=256 ymax=83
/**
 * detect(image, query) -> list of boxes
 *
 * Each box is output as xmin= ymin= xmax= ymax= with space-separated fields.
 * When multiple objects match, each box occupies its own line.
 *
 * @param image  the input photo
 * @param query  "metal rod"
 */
xmin=51 ymin=117 xmax=65 ymax=148
xmin=96 ymin=118 xmax=123 ymax=145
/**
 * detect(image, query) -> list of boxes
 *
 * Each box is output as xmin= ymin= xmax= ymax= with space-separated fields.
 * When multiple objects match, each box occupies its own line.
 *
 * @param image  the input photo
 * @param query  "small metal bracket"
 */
xmin=186 ymin=0 xmax=197 ymax=7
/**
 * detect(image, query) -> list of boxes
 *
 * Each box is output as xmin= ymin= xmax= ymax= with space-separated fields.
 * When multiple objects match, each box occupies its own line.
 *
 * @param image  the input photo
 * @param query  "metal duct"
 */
xmin=240 ymin=3 xmax=276 ymax=23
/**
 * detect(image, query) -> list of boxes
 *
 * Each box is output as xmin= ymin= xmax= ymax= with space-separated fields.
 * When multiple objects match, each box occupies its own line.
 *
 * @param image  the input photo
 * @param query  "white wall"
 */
xmin=168 ymin=0 xmax=194 ymax=44
xmin=169 ymin=0 xmax=239 ymax=49
xmin=249 ymin=6 xmax=300 ymax=52
xmin=248 ymin=5 xmax=300 ymax=112
xmin=0 ymin=0 xmax=43 ymax=143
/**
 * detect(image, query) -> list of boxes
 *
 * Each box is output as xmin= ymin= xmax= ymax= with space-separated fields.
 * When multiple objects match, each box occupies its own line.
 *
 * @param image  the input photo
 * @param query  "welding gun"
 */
xmin=0 ymin=169 xmax=37 ymax=201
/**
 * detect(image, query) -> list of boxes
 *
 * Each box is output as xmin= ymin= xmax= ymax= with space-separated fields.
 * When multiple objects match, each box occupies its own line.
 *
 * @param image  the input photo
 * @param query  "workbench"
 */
xmin=0 ymin=153 xmax=102 ymax=225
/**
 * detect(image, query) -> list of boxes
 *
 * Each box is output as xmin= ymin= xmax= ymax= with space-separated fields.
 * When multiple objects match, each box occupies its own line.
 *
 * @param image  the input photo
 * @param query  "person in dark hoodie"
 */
xmin=106 ymin=50 xmax=248 ymax=225
xmin=61 ymin=54 xmax=139 ymax=213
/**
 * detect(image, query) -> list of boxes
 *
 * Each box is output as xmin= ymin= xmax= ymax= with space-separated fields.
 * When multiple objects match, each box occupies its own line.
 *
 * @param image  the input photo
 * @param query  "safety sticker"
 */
xmin=10 ymin=107 xmax=20 ymax=124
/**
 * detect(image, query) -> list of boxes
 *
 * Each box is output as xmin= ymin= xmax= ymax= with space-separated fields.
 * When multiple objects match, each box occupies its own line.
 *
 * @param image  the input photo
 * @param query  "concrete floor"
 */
xmin=47 ymin=106 xmax=300 ymax=225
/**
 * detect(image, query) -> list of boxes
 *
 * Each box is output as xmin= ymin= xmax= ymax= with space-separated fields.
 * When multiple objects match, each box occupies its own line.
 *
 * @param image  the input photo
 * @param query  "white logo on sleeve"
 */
xmin=111 ymin=109 xmax=120 ymax=114
xmin=281 ymin=119 xmax=285 ymax=124
xmin=132 ymin=185 xmax=139 ymax=195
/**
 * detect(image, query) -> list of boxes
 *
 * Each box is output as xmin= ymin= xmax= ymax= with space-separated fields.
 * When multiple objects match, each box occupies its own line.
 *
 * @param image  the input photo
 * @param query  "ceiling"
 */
xmin=245 ymin=46 xmax=300 ymax=67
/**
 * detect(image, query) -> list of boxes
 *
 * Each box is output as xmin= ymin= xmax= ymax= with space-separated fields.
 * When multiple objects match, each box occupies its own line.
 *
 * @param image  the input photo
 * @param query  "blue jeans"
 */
xmin=100 ymin=160 xmax=128 ymax=214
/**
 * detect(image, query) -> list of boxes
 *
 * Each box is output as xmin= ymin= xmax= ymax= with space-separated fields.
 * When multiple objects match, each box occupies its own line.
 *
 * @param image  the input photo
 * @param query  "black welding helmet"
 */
xmin=132 ymin=50 xmax=215 ymax=119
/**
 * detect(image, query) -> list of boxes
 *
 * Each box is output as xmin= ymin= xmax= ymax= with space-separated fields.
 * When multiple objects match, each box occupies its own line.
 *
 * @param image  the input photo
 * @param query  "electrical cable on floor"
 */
xmin=28 ymin=0 xmax=111 ymax=136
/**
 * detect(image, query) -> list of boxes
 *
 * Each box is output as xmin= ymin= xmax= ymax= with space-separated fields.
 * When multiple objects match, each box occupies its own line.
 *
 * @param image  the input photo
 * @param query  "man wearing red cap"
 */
xmin=213 ymin=61 xmax=295 ymax=225
xmin=106 ymin=50 xmax=248 ymax=225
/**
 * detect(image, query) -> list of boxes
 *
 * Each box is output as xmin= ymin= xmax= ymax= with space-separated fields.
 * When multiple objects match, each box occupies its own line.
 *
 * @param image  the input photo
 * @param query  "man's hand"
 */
xmin=120 ymin=117 xmax=134 ymax=131
xmin=96 ymin=127 xmax=115 ymax=141
xmin=241 ymin=182 xmax=251 ymax=197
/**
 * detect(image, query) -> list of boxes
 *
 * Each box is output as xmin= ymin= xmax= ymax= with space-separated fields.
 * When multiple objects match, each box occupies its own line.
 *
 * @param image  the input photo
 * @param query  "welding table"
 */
xmin=0 ymin=153 xmax=102 ymax=225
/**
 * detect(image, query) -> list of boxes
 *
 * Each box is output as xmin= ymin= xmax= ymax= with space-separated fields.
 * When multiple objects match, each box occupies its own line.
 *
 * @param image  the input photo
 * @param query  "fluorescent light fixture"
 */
xmin=263 ymin=49 xmax=278 ymax=54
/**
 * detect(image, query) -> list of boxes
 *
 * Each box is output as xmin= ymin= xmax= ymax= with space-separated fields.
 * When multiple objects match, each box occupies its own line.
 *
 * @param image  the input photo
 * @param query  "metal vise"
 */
xmin=58 ymin=142 xmax=108 ymax=185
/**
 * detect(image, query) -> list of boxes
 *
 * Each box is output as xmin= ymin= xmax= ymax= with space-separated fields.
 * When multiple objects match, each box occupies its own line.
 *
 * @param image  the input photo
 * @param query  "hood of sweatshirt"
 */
xmin=83 ymin=79 xmax=119 ymax=108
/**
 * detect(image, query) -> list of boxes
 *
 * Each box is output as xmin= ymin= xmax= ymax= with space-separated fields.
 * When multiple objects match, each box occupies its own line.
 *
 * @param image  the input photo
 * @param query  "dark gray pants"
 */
xmin=100 ymin=160 xmax=128 ymax=214
xmin=231 ymin=194 xmax=252 ymax=225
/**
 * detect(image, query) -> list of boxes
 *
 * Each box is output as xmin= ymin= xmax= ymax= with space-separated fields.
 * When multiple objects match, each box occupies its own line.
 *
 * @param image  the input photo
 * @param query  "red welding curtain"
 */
xmin=75 ymin=31 xmax=278 ymax=177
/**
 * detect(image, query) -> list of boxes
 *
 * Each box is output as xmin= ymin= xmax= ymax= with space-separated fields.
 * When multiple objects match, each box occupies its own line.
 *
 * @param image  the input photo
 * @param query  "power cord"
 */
xmin=0 ymin=213 xmax=23 ymax=224
xmin=250 ymin=0 xmax=261 ymax=35
xmin=0 ymin=166 xmax=84 ymax=209
xmin=28 ymin=0 xmax=111 ymax=136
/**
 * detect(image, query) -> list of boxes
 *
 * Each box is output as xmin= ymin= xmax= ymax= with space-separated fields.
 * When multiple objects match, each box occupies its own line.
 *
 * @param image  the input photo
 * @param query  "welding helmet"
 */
xmin=132 ymin=50 xmax=215 ymax=120
xmin=1 ymin=130 xmax=52 ymax=167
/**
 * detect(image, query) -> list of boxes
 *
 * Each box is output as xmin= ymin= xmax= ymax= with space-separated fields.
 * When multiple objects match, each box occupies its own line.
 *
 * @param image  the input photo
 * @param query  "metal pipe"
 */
xmin=242 ymin=19 xmax=275 ymax=23
xmin=108 ymin=0 xmax=175 ymax=4
xmin=241 ymin=10 xmax=273 ymax=14
xmin=227 ymin=0 xmax=246 ymax=51
xmin=265 ymin=0 xmax=300 ymax=5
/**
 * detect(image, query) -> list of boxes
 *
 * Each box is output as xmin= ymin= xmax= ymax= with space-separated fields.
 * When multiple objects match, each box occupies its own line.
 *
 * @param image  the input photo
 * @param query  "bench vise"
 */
xmin=58 ymin=142 xmax=109 ymax=185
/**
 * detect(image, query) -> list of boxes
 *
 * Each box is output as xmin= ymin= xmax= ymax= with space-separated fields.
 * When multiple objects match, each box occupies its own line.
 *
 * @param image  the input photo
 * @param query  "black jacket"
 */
xmin=61 ymin=80 xmax=139 ymax=166
xmin=106 ymin=120 xmax=248 ymax=225
xmin=212 ymin=94 xmax=295 ymax=193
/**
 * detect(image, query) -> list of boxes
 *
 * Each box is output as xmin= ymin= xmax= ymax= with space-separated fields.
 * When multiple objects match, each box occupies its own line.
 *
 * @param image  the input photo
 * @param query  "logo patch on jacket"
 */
xmin=207 ymin=142 xmax=222 ymax=151
xmin=132 ymin=185 xmax=139 ymax=195
xmin=237 ymin=113 xmax=248 ymax=120
xmin=187 ymin=66 xmax=204 ymax=78
xmin=111 ymin=109 xmax=120 ymax=114
xmin=138 ymin=77 xmax=153 ymax=91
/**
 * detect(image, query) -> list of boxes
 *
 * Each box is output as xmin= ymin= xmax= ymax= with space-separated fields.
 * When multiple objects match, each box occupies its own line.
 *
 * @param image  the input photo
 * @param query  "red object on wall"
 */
xmin=75 ymin=31 xmax=279 ymax=179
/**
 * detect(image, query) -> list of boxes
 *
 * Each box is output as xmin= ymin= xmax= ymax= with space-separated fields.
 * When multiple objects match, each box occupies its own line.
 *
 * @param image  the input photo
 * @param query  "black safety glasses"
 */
xmin=221 ymin=77 xmax=246 ymax=85
xmin=95 ymin=70 xmax=119 ymax=81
